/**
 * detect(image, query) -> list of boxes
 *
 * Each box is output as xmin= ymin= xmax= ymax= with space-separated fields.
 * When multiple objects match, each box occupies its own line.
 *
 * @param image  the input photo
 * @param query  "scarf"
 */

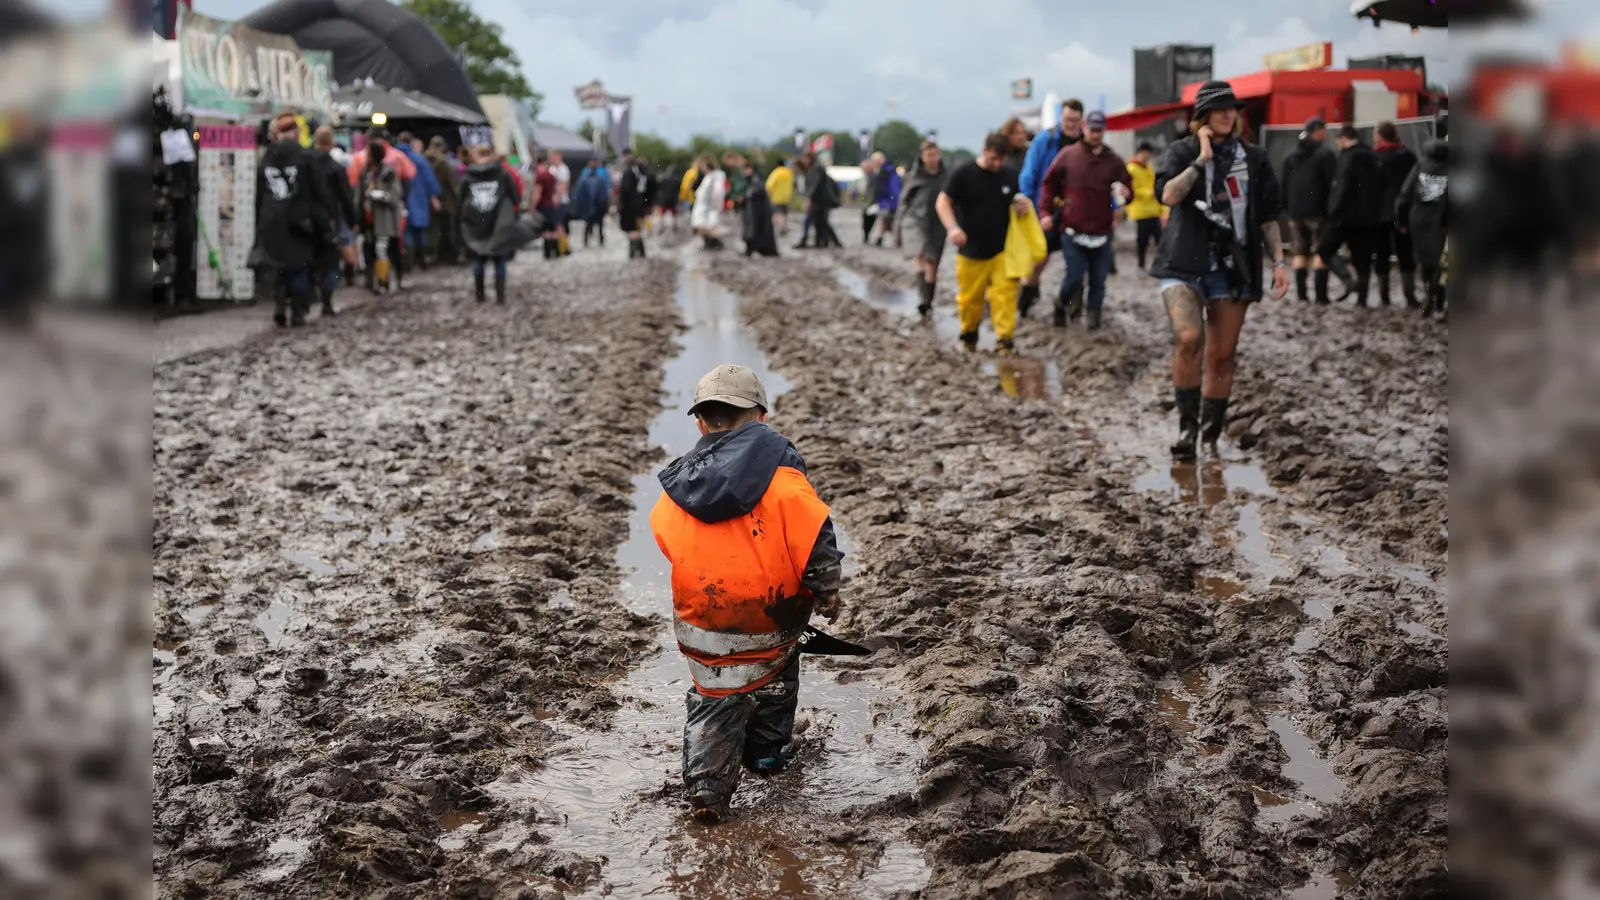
xmin=1374 ymin=138 xmax=1403 ymax=152
xmin=1202 ymin=139 xmax=1249 ymax=245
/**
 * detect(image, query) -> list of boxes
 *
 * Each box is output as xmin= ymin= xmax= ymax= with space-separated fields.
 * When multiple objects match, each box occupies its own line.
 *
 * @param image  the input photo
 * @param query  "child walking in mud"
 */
xmin=649 ymin=364 xmax=844 ymax=824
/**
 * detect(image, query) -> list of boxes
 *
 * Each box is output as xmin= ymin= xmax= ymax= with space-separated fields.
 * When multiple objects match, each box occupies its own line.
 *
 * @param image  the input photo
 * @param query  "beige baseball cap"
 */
xmin=688 ymin=364 xmax=769 ymax=416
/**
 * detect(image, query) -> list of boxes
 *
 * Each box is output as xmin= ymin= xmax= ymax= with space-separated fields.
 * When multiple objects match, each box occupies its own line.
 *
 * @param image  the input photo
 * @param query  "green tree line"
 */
xmin=579 ymin=119 xmax=974 ymax=175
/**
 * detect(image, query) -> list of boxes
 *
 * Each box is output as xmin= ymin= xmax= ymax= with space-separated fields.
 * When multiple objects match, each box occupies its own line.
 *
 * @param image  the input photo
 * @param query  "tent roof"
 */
xmin=333 ymin=82 xmax=485 ymax=124
xmin=1351 ymin=0 xmax=1532 ymax=28
xmin=241 ymin=0 xmax=481 ymax=115
xmin=532 ymin=124 xmax=594 ymax=155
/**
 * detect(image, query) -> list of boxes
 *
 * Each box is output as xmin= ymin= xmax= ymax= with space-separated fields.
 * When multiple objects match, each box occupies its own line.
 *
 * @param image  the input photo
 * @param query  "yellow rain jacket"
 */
xmin=1002 ymin=205 xmax=1048 ymax=280
xmin=679 ymin=167 xmax=699 ymax=203
xmin=765 ymin=165 xmax=794 ymax=206
xmin=1126 ymin=161 xmax=1164 ymax=221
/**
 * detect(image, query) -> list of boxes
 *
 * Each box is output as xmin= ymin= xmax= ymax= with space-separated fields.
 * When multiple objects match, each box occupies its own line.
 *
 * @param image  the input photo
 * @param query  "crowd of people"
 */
xmin=876 ymin=79 xmax=1449 ymax=462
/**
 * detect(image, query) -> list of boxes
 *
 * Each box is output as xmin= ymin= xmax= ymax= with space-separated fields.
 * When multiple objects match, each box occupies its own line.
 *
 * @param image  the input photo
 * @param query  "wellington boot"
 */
xmin=494 ymin=272 xmax=507 ymax=305
xmin=1378 ymin=273 xmax=1392 ymax=306
xmin=319 ymin=286 xmax=337 ymax=317
xmin=1295 ymin=268 xmax=1309 ymax=302
xmin=1314 ymin=270 xmax=1331 ymax=305
xmin=1017 ymin=283 xmax=1039 ymax=318
xmin=1170 ymin=387 xmax=1201 ymax=461
xmin=995 ymin=338 xmax=1015 ymax=356
xmin=1401 ymin=267 xmax=1419 ymax=307
xmin=959 ymin=331 xmax=978 ymax=352
xmin=1086 ymin=307 xmax=1102 ymax=331
xmin=917 ymin=279 xmax=935 ymax=317
xmin=1200 ymin=396 xmax=1230 ymax=453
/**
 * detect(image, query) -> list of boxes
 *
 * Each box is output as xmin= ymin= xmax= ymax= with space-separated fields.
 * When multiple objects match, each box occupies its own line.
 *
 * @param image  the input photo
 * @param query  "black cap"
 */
xmin=1304 ymin=116 xmax=1327 ymax=133
xmin=1192 ymin=80 xmax=1245 ymax=115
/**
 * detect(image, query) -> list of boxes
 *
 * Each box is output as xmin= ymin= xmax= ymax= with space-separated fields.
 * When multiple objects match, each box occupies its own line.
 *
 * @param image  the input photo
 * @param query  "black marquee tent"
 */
xmin=241 ymin=0 xmax=482 ymax=115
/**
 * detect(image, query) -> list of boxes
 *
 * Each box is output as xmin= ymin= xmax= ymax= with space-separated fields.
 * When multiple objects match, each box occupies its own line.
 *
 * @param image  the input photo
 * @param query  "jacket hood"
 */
xmin=1293 ymin=137 xmax=1323 ymax=156
xmin=1423 ymin=139 xmax=1449 ymax=163
xmin=658 ymin=422 xmax=805 ymax=523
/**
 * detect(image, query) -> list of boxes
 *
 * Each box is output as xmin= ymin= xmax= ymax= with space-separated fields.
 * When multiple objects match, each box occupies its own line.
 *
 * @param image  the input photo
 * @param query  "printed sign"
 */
xmin=1263 ymin=42 xmax=1333 ymax=72
xmin=1011 ymin=78 xmax=1033 ymax=100
xmin=178 ymin=8 xmax=333 ymax=117
xmin=574 ymin=79 xmax=608 ymax=110
xmin=195 ymin=125 xmax=259 ymax=300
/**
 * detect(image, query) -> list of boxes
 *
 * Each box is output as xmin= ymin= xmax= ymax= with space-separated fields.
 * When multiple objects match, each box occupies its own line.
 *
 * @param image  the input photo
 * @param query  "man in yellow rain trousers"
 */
xmin=936 ymin=131 xmax=1044 ymax=356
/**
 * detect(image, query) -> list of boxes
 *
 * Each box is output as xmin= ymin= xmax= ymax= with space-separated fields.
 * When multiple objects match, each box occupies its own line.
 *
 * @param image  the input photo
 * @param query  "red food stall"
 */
xmin=1105 ymin=66 xmax=1426 ymax=134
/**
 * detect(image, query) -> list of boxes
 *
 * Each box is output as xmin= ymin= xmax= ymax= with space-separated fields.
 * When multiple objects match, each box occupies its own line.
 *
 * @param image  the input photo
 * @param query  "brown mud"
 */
xmin=154 ymin=231 xmax=1446 ymax=899
xmin=711 ymin=238 xmax=1446 ymax=899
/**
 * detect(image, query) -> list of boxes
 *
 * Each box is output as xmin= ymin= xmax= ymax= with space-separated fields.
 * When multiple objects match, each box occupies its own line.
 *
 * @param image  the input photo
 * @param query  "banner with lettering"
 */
xmin=177 ymin=8 xmax=332 ymax=119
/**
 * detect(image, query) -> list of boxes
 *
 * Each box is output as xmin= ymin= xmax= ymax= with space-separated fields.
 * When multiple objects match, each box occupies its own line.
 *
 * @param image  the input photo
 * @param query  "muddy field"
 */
xmin=154 ymin=233 xmax=1446 ymax=899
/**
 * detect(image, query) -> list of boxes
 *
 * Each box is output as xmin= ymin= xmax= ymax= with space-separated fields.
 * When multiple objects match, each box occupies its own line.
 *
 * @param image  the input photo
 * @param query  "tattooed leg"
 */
xmin=1163 ymin=283 xmax=1205 ymax=389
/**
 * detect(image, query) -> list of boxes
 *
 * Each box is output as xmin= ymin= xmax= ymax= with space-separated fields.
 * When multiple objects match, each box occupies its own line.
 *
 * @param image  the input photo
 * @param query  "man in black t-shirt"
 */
xmin=936 ymin=131 xmax=1032 ymax=354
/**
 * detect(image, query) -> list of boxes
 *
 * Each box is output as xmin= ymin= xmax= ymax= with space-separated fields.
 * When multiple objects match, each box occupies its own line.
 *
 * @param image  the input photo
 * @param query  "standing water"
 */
xmin=483 ymin=258 xmax=928 ymax=897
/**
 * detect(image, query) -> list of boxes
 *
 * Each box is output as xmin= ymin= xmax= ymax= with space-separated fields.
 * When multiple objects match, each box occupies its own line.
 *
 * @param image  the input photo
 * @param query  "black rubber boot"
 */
xmin=319 ymin=285 xmax=336 ymax=317
xmin=634 ymin=237 xmax=647 ymax=259
xmin=1066 ymin=282 xmax=1085 ymax=322
xmin=1086 ymin=306 xmax=1102 ymax=331
xmin=473 ymin=270 xmax=486 ymax=303
xmin=1017 ymin=283 xmax=1039 ymax=318
xmin=1354 ymin=266 xmax=1371 ymax=307
xmin=1170 ymin=387 xmax=1201 ymax=461
xmin=289 ymin=290 xmax=311 ymax=327
xmin=1376 ymin=266 xmax=1392 ymax=306
xmin=1200 ymin=396 xmax=1230 ymax=453
xmin=1295 ymin=268 xmax=1309 ymax=302
xmin=959 ymin=331 xmax=979 ymax=352
xmin=494 ymin=270 xmax=507 ymax=305
xmin=1326 ymin=257 xmax=1356 ymax=302
xmin=1314 ymin=269 xmax=1331 ymax=305
xmin=917 ymin=278 xmax=935 ymax=317
xmin=1401 ymin=267 xmax=1419 ymax=308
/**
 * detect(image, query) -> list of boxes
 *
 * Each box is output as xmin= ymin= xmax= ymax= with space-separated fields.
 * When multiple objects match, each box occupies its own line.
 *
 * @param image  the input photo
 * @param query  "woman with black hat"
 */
xmin=1150 ymin=80 xmax=1290 ymax=461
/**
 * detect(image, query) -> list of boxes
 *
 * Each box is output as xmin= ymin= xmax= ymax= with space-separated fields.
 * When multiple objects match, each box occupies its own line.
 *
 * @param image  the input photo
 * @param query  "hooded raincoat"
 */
xmin=1395 ymin=139 xmax=1449 ymax=269
xmin=692 ymin=169 xmax=728 ymax=231
xmin=396 ymin=143 xmax=440 ymax=229
xmin=457 ymin=161 xmax=525 ymax=258
xmin=573 ymin=166 xmax=611 ymax=224
xmin=741 ymin=173 xmax=779 ymax=256
xmin=897 ymin=157 xmax=951 ymax=259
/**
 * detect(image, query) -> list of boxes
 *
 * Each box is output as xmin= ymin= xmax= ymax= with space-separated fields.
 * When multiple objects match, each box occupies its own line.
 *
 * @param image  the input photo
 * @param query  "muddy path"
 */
xmin=154 ymin=252 xmax=681 ymax=897
xmin=709 ymin=243 xmax=1446 ymax=899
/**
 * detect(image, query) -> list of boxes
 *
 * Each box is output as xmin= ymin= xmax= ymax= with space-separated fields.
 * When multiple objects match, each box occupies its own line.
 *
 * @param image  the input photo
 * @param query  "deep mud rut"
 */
xmin=155 ymin=230 xmax=1445 ymax=899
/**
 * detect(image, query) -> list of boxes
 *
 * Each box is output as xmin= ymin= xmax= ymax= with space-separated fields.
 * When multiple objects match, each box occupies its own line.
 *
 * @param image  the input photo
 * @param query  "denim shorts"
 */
xmin=1160 ymin=265 xmax=1234 ymax=301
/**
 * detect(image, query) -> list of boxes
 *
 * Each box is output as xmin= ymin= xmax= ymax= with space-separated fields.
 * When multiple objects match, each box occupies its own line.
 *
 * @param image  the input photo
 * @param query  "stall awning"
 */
xmin=331 ymin=82 xmax=486 ymax=125
xmin=1104 ymin=102 xmax=1187 ymax=132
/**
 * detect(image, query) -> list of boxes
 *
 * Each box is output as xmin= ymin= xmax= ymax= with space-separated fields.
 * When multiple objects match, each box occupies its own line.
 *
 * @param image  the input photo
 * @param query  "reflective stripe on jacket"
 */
xmin=650 ymin=465 xmax=830 ymax=697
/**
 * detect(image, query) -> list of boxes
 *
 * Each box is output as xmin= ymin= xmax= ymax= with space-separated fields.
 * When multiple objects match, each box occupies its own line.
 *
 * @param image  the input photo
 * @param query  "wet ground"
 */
xmin=154 ymin=229 xmax=1446 ymax=898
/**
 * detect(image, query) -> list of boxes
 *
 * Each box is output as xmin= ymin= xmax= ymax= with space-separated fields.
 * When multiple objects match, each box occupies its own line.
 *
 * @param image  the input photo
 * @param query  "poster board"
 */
xmin=195 ymin=124 xmax=258 ymax=301
xmin=178 ymin=8 xmax=333 ymax=119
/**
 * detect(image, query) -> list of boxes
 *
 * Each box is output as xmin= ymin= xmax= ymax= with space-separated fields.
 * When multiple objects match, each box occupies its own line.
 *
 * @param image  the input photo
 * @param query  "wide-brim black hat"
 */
xmin=1193 ymin=80 xmax=1245 ymax=115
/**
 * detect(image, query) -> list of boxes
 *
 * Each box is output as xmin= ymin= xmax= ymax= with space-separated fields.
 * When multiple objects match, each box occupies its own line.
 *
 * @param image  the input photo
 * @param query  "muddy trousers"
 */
xmin=955 ymin=254 xmax=1020 ymax=341
xmin=682 ymin=655 xmax=800 ymax=806
xmin=1134 ymin=217 xmax=1162 ymax=268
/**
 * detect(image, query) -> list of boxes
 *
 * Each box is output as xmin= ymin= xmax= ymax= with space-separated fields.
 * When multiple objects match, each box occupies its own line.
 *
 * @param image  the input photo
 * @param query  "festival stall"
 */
xmin=154 ymin=7 xmax=335 ymax=308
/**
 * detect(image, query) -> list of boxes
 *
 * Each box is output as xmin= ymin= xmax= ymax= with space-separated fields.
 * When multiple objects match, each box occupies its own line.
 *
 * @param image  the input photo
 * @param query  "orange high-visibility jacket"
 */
xmin=651 ymin=453 xmax=830 ymax=697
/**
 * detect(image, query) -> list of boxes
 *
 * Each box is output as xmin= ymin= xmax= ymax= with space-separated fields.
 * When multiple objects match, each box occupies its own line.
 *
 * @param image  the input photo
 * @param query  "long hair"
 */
xmin=1190 ymin=108 xmax=1250 ymax=141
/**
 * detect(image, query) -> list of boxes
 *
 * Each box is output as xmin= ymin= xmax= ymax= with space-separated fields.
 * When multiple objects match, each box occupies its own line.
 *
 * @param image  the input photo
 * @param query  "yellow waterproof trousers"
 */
xmin=955 ymin=254 xmax=1020 ymax=341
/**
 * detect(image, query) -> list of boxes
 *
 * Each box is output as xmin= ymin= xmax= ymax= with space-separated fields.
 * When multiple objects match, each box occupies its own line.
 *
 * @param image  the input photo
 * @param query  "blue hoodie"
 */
xmin=657 ymin=421 xmax=842 ymax=597
xmin=1019 ymin=125 xmax=1078 ymax=207
xmin=874 ymin=162 xmax=902 ymax=212
xmin=397 ymin=143 xmax=441 ymax=229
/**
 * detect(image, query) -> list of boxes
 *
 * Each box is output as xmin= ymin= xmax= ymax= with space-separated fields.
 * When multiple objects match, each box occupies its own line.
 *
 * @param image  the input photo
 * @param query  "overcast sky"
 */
xmin=120 ymin=0 xmax=1599 ymax=145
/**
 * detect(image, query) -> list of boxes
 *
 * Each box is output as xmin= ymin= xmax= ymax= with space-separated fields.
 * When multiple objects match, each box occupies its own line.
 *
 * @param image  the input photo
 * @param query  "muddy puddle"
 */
xmin=1135 ymin=452 xmax=1350 ymax=837
xmin=831 ymin=265 xmax=1061 ymax=403
xmin=479 ymin=258 xmax=928 ymax=897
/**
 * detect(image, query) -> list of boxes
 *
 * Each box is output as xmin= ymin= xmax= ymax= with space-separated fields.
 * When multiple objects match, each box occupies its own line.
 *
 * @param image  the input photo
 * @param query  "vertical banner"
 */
xmin=793 ymin=127 xmax=806 ymax=153
xmin=858 ymin=129 xmax=872 ymax=158
xmin=924 ymin=129 xmax=938 ymax=144
xmin=606 ymin=96 xmax=632 ymax=155
xmin=194 ymin=124 xmax=257 ymax=301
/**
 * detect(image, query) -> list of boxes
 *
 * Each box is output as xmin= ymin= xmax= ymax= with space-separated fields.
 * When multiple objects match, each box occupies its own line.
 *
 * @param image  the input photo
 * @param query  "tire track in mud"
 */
xmin=153 ymin=255 xmax=681 ymax=897
xmin=788 ymin=242 xmax=1447 ymax=898
xmin=710 ymin=248 xmax=1446 ymax=899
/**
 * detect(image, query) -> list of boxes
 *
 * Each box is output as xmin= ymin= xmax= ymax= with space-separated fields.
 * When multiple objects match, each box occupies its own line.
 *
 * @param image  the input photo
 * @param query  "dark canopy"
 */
xmin=241 ymin=0 xmax=482 ymax=115
xmin=1350 ymin=0 xmax=1533 ymax=28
